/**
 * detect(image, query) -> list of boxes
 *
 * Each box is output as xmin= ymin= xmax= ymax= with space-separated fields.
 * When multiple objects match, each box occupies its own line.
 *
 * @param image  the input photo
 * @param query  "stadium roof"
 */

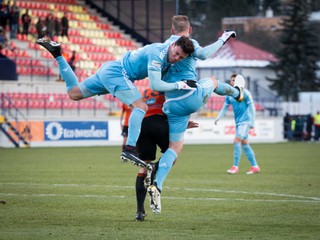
xmin=196 ymin=39 xmax=277 ymax=68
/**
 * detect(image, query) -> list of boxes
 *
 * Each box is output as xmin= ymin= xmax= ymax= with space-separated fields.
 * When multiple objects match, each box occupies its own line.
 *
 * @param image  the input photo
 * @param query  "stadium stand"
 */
xmin=0 ymin=0 xmax=148 ymax=119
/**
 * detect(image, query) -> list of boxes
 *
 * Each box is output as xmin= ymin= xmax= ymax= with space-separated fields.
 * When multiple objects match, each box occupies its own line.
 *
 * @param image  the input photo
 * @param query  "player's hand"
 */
xmin=219 ymin=30 xmax=236 ymax=44
xmin=187 ymin=120 xmax=199 ymax=129
xmin=176 ymin=80 xmax=197 ymax=91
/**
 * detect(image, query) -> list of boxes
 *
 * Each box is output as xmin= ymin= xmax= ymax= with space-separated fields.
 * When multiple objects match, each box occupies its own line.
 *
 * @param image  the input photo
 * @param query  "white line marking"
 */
xmin=0 ymin=193 xmax=319 ymax=203
xmin=1 ymin=182 xmax=319 ymax=203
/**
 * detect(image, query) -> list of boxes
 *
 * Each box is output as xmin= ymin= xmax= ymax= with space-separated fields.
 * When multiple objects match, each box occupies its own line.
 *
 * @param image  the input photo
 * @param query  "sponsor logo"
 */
xmin=45 ymin=121 xmax=108 ymax=141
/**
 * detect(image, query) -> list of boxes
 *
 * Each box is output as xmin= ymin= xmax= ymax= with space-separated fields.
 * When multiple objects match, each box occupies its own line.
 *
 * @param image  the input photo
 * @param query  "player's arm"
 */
xmin=193 ymin=31 xmax=236 ymax=60
xmin=148 ymin=70 xmax=178 ymax=92
xmin=148 ymin=70 xmax=196 ymax=92
xmin=247 ymin=101 xmax=256 ymax=128
xmin=214 ymin=100 xmax=230 ymax=125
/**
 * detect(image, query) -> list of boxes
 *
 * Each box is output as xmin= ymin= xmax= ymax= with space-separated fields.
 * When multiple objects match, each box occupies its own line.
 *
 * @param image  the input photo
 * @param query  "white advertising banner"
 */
xmin=184 ymin=119 xmax=278 ymax=143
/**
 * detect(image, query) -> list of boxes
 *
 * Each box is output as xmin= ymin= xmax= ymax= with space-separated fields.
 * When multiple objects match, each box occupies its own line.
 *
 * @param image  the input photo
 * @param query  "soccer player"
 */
xmin=214 ymin=74 xmax=260 ymax=174
xmin=147 ymin=15 xmax=245 ymax=214
xmin=134 ymin=88 xmax=168 ymax=221
xmin=134 ymin=88 xmax=199 ymax=221
xmin=36 ymin=36 xmax=195 ymax=168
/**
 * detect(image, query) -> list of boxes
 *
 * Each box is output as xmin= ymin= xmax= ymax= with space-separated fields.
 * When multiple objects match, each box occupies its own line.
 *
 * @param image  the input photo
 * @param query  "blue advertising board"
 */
xmin=44 ymin=121 xmax=108 ymax=141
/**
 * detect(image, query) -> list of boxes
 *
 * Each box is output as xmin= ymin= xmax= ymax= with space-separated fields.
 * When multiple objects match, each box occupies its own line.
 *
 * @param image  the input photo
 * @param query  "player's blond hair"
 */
xmin=172 ymin=15 xmax=190 ymax=33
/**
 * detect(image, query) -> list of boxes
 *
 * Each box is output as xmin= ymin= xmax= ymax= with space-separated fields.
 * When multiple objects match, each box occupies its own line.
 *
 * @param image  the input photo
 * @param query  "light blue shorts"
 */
xmin=78 ymin=61 xmax=142 ymax=106
xmin=235 ymin=123 xmax=250 ymax=140
xmin=163 ymin=78 xmax=214 ymax=142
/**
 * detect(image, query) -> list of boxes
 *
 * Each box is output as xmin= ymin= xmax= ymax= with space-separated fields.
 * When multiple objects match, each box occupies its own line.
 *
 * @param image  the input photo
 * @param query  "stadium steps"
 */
xmin=0 ymin=110 xmax=30 ymax=148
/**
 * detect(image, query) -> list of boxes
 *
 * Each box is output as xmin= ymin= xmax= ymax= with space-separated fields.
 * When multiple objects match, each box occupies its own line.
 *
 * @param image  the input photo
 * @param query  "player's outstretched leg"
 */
xmin=211 ymin=75 xmax=245 ymax=102
xmin=36 ymin=37 xmax=61 ymax=58
xmin=120 ymin=107 xmax=151 ymax=169
xmin=121 ymin=145 xmax=152 ymax=169
xmin=36 ymin=37 xmax=79 ymax=93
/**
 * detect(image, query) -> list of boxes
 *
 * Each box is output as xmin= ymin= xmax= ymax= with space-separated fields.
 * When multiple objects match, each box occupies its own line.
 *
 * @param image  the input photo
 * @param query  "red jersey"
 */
xmin=141 ymin=89 xmax=165 ymax=118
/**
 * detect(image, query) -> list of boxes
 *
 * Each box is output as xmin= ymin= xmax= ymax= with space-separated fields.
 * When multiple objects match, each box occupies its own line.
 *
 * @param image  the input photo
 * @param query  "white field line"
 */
xmin=0 ymin=182 xmax=319 ymax=203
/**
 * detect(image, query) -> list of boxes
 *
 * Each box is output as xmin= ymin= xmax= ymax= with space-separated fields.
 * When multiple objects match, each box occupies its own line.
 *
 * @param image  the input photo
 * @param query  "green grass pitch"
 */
xmin=0 ymin=142 xmax=319 ymax=239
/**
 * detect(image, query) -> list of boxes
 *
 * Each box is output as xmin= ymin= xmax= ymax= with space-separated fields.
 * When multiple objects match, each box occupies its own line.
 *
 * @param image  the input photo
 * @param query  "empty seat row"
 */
xmin=1 ymin=48 xmax=31 ymax=58
xmin=15 ymin=59 xmax=42 ymax=67
xmin=4 ymin=92 xmax=97 ymax=101
xmin=79 ymin=45 xmax=110 ymax=53
xmin=3 ymin=98 xmax=106 ymax=110
xmin=16 ymin=67 xmax=57 ymax=76
xmin=16 ymin=1 xmax=50 ymax=10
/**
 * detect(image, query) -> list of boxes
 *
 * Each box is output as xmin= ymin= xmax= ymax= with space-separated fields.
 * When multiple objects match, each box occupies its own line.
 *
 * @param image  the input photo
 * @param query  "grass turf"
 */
xmin=0 ymin=142 xmax=319 ymax=239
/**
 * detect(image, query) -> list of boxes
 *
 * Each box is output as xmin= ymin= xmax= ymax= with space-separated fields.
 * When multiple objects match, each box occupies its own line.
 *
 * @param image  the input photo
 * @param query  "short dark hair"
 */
xmin=174 ymin=36 xmax=194 ymax=56
xmin=230 ymin=73 xmax=237 ymax=79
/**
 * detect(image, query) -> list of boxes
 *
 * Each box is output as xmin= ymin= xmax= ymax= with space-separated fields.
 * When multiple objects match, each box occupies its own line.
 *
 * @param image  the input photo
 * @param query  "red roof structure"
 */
xmin=197 ymin=38 xmax=277 ymax=68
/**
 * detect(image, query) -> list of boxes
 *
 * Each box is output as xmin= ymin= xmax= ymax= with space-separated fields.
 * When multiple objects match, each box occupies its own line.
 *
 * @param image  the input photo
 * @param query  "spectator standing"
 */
xmin=313 ymin=111 xmax=320 ymax=141
xmin=294 ymin=115 xmax=304 ymax=141
xmin=45 ymin=13 xmax=55 ymax=39
xmin=305 ymin=114 xmax=313 ymax=141
xmin=35 ymin=17 xmax=46 ymax=39
xmin=283 ymin=112 xmax=291 ymax=139
xmin=21 ymin=9 xmax=31 ymax=35
xmin=290 ymin=117 xmax=296 ymax=141
xmin=54 ymin=16 xmax=60 ymax=36
xmin=0 ymin=26 xmax=8 ymax=50
xmin=9 ymin=2 xmax=19 ymax=39
xmin=61 ymin=12 xmax=68 ymax=38
xmin=0 ymin=1 xmax=10 ymax=31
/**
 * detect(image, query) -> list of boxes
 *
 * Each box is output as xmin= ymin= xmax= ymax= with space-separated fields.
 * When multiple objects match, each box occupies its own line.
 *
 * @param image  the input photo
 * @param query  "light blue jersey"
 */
xmin=163 ymin=35 xmax=224 ymax=84
xmin=224 ymin=89 xmax=255 ymax=127
xmin=122 ymin=43 xmax=171 ymax=81
xmin=163 ymin=35 xmax=200 ymax=84
xmin=216 ymin=89 xmax=255 ymax=140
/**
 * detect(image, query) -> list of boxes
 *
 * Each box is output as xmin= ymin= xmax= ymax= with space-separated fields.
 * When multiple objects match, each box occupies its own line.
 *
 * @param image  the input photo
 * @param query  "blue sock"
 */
xmin=233 ymin=142 xmax=242 ymax=167
xmin=243 ymin=144 xmax=258 ymax=166
xmin=56 ymin=56 xmax=79 ymax=91
xmin=214 ymin=81 xmax=239 ymax=98
xmin=155 ymin=148 xmax=177 ymax=191
xmin=126 ymin=108 xmax=146 ymax=147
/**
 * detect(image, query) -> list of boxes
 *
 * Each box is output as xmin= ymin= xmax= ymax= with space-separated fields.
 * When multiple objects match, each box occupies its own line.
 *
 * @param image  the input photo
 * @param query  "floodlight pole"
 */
xmin=175 ymin=0 xmax=179 ymax=15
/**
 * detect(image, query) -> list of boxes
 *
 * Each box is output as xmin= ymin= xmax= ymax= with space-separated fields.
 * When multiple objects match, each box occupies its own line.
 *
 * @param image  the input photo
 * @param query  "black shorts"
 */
xmin=121 ymin=126 xmax=128 ymax=137
xmin=137 ymin=114 xmax=169 ymax=161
